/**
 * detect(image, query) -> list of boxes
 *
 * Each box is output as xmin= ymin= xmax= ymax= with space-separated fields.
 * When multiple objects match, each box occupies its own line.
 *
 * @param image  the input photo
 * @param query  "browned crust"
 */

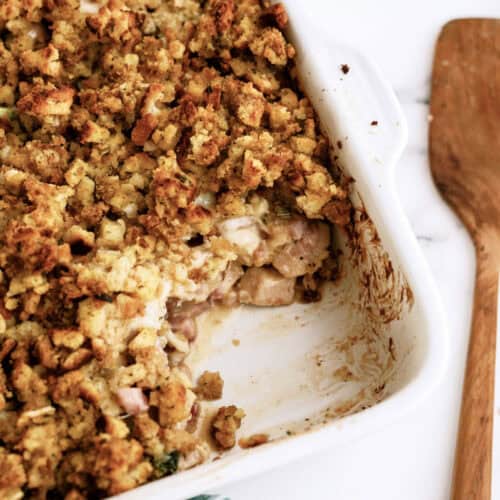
xmin=0 ymin=1 xmax=353 ymax=498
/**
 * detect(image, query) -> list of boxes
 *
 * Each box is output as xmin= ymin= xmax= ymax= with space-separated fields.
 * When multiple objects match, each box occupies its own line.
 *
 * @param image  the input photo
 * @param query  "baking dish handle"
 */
xmin=340 ymin=47 xmax=409 ymax=172
xmin=288 ymin=20 xmax=408 ymax=178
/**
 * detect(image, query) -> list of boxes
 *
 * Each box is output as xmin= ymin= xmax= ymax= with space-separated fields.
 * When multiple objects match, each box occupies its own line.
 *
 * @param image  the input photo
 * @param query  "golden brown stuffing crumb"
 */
xmin=262 ymin=3 xmax=289 ymax=30
xmin=0 ymin=448 xmax=27 ymax=492
xmin=65 ymin=490 xmax=86 ymax=500
xmin=195 ymin=370 xmax=224 ymax=400
xmin=238 ymin=433 xmax=269 ymax=449
xmin=0 ymin=0 xmax=352 ymax=497
xmin=154 ymin=380 xmax=191 ymax=427
xmin=17 ymin=84 xmax=75 ymax=116
xmin=89 ymin=435 xmax=153 ymax=495
xmin=160 ymin=428 xmax=197 ymax=455
xmin=211 ymin=405 xmax=245 ymax=449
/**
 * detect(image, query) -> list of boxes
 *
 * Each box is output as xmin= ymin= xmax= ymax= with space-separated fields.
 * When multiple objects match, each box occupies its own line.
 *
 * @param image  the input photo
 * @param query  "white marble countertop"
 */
xmin=213 ymin=1 xmax=498 ymax=498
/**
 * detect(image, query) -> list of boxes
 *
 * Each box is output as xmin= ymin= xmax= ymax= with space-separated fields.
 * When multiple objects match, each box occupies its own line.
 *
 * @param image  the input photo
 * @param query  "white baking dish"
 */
xmin=114 ymin=1 xmax=448 ymax=498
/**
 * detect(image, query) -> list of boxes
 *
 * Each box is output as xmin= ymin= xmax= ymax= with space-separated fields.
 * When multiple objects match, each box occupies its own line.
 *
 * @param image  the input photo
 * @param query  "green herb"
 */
xmin=0 ymin=107 xmax=17 ymax=121
xmin=275 ymin=205 xmax=291 ymax=218
xmin=95 ymin=294 xmax=114 ymax=303
xmin=153 ymin=450 xmax=180 ymax=478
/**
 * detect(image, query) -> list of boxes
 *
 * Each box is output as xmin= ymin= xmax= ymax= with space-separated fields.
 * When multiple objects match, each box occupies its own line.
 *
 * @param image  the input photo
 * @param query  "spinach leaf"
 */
xmin=153 ymin=450 xmax=180 ymax=478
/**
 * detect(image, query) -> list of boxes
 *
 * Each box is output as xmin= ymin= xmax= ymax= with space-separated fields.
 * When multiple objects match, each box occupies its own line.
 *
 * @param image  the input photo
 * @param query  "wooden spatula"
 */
xmin=429 ymin=18 xmax=500 ymax=500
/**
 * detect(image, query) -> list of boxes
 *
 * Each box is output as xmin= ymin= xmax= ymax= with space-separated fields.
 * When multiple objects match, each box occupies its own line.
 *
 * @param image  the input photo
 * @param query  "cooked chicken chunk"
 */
xmin=272 ymin=222 xmax=330 ymax=278
xmin=238 ymin=268 xmax=295 ymax=306
xmin=211 ymin=262 xmax=244 ymax=301
xmin=167 ymin=300 xmax=210 ymax=341
xmin=217 ymin=217 xmax=262 ymax=263
xmin=169 ymin=316 xmax=197 ymax=341
xmin=116 ymin=388 xmax=149 ymax=416
xmin=252 ymin=216 xmax=306 ymax=266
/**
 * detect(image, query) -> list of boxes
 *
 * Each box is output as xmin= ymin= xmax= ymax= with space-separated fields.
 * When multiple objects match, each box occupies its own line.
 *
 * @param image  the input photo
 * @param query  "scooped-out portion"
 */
xmin=0 ymin=0 xmax=352 ymax=498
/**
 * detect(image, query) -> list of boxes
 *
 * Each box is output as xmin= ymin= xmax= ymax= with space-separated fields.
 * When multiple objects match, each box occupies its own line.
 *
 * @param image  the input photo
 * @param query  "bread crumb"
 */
xmin=195 ymin=371 xmax=224 ymax=401
xmin=238 ymin=433 xmax=269 ymax=449
xmin=211 ymin=405 xmax=245 ymax=449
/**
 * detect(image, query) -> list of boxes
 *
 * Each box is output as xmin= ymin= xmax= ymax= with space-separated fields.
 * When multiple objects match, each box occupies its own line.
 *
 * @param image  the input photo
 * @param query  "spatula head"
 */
xmin=429 ymin=19 xmax=500 ymax=237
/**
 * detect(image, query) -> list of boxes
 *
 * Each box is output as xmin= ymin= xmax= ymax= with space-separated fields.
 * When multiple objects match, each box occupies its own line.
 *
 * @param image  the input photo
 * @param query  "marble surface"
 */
xmin=214 ymin=1 xmax=498 ymax=499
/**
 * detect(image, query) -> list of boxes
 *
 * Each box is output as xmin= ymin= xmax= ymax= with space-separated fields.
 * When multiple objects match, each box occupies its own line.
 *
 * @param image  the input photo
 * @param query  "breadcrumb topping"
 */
xmin=0 ymin=0 xmax=351 ymax=498
xmin=195 ymin=370 xmax=224 ymax=400
xmin=211 ymin=405 xmax=245 ymax=450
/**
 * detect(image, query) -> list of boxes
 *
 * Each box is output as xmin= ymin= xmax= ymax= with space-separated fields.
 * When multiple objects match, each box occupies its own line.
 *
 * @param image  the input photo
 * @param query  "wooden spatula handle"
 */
xmin=452 ymin=233 xmax=499 ymax=500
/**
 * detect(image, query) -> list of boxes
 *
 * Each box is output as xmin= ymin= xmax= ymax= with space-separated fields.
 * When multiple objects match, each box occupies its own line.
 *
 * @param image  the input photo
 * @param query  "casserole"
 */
xmin=0 ymin=0 xmax=447 ymax=497
xmin=113 ymin=1 xmax=449 ymax=498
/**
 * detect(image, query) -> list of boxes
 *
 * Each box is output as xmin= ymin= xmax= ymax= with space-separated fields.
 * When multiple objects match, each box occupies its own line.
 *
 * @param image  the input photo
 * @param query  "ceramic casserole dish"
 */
xmin=104 ymin=0 xmax=448 ymax=497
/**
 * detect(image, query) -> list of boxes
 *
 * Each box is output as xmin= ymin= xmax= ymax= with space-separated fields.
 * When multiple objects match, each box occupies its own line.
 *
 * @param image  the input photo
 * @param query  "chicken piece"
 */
xmin=211 ymin=262 xmax=244 ymax=301
xmin=269 ymin=216 xmax=307 ymax=247
xmin=272 ymin=222 xmax=330 ymax=278
xmin=115 ymin=388 xmax=149 ymax=416
xmin=217 ymin=216 xmax=262 ymax=260
xmin=167 ymin=300 xmax=210 ymax=341
xmin=169 ymin=317 xmax=196 ymax=341
xmin=238 ymin=267 xmax=295 ymax=306
xmin=252 ymin=216 xmax=307 ymax=267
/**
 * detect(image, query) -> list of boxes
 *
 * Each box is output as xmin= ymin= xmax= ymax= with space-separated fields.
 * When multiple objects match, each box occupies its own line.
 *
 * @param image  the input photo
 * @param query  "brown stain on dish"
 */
xmin=346 ymin=204 xmax=413 ymax=325
xmin=238 ymin=433 xmax=269 ymax=449
xmin=192 ymin=196 xmax=413 ymax=429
